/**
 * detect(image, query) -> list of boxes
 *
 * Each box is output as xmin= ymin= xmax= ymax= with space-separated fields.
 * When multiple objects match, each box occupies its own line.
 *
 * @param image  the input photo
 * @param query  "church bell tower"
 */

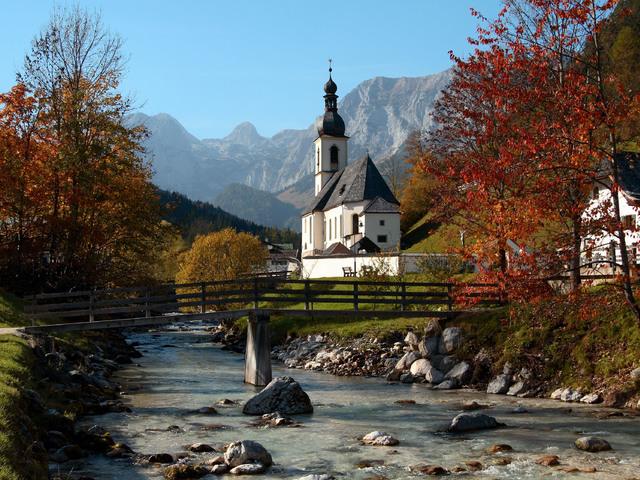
xmin=314 ymin=63 xmax=349 ymax=195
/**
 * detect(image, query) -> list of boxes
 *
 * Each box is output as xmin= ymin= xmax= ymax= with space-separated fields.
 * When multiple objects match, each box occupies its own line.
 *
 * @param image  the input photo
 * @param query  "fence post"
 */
xmin=401 ymin=283 xmax=406 ymax=311
xmin=89 ymin=291 xmax=95 ymax=322
xmin=254 ymin=278 xmax=259 ymax=309
xmin=145 ymin=286 xmax=151 ymax=318
xmin=31 ymin=295 xmax=37 ymax=327
xmin=447 ymin=284 xmax=452 ymax=312
xmin=353 ymin=282 xmax=359 ymax=311
xmin=201 ymin=282 xmax=206 ymax=314
xmin=304 ymin=280 xmax=310 ymax=310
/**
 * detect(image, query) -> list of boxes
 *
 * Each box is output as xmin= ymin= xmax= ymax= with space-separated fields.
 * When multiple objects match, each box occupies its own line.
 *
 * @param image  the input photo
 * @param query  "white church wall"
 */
xmin=362 ymin=213 xmax=401 ymax=251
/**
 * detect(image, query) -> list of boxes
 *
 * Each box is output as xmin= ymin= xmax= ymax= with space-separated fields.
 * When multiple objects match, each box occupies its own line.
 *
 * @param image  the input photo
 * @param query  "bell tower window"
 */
xmin=352 ymin=214 xmax=359 ymax=235
xmin=330 ymin=145 xmax=339 ymax=171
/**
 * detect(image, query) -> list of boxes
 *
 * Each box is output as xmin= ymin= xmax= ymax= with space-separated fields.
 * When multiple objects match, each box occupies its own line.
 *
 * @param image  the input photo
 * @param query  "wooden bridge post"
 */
xmin=31 ymin=295 xmax=37 ymax=327
xmin=244 ymin=311 xmax=272 ymax=386
xmin=304 ymin=280 xmax=310 ymax=310
xmin=89 ymin=291 xmax=95 ymax=322
xmin=200 ymin=282 xmax=206 ymax=314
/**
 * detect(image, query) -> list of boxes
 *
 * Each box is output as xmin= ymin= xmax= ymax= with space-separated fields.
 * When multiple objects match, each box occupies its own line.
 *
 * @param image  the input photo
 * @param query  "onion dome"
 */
xmin=317 ymin=67 xmax=346 ymax=137
xmin=324 ymin=73 xmax=338 ymax=95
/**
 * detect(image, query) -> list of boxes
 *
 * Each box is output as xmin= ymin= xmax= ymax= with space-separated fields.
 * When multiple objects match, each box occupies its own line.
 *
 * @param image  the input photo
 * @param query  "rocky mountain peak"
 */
xmin=223 ymin=121 xmax=265 ymax=146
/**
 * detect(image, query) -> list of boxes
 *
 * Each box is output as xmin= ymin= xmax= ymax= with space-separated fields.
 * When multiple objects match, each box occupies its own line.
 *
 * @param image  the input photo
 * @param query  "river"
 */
xmin=53 ymin=323 xmax=640 ymax=479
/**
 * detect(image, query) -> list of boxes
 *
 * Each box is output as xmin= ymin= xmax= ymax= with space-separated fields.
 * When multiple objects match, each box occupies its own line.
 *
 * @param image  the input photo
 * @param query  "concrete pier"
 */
xmin=244 ymin=312 xmax=272 ymax=386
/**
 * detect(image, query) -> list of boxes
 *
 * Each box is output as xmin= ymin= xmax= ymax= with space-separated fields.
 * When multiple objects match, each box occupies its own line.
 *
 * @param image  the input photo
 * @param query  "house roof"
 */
xmin=321 ymin=242 xmax=353 ymax=256
xmin=362 ymin=196 xmax=401 ymax=214
xmin=618 ymin=152 xmax=640 ymax=205
xmin=350 ymin=236 xmax=381 ymax=254
xmin=303 ymin=154 xmax=399 ymax=214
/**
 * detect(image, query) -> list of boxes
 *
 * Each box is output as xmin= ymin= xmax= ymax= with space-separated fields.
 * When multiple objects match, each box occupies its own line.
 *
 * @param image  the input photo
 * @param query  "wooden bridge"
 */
xmin=23 ymin=278 xmax=500 ymax=386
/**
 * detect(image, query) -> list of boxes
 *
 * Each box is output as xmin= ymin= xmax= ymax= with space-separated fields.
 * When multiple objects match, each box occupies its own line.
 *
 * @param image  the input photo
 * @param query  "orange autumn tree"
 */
xmin=427 ymin=0 xmax=640 ymax=317
xmin=0 ymin=6 xmax=166 ymax=293
xmin=0 ymin=85 xmax=53 ymax=285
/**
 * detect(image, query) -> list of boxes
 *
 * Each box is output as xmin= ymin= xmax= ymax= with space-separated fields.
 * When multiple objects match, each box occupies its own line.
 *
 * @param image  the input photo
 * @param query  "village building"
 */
xmin=301 ymin=68 xmax=402 ymax=277
xmin=582 ymin=152 xmax=640 ymax=272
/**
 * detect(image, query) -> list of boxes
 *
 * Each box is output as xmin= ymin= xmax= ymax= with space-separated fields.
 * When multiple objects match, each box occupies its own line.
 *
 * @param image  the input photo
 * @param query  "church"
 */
xmin=301 ymin=68 xmax=401 ymax=275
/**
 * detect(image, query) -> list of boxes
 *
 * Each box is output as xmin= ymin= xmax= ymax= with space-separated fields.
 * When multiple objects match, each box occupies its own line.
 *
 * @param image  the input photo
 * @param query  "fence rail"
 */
xmin=24 ymin=278 xmax=502 ymax=326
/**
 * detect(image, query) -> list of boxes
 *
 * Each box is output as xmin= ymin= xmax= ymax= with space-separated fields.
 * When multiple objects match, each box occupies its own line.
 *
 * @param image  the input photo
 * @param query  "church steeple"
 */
xmin=316 ymin=61 xmax=346 ymax=137
xmin=314 ymin=61 xmax=349 ymax=195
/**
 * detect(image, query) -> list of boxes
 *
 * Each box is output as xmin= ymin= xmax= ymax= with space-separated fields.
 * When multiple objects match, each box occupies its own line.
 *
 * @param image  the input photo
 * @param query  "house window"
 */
xmin=377 ymin=235 xmax=388 ymax=244
xmin=623 ymin=214 xmax=636 ymax=230
xmin=352 ymin=214 xmax=359 ymax=235
xmin=379 ymin=219 xmax=385 ymax=226
xmin=330 ymin=145 xmax=339 ymax=171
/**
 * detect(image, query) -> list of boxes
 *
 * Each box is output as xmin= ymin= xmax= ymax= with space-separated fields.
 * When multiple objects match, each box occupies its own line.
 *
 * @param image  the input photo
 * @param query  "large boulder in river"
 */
xmin=446 ymin=413 xmax=505 ymax=433
xmin=444 ymin=361 xmax=472 ymax=385
xmin=574 ymin=436 xmax=612 ymax=452
xmin=243 ymin=376 xmax=313 ymax=415
xmin=224 ymin=440 xmax=273 ymax=467
xmin=410 ymin=360 xmax=444 ymax=384
xmin=487 ymin=374 xmax=512 ymax=394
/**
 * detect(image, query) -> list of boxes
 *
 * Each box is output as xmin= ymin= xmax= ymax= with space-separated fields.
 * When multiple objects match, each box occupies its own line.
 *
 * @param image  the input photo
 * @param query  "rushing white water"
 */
xmin=53 ymin=324 xmax=640 ymax=479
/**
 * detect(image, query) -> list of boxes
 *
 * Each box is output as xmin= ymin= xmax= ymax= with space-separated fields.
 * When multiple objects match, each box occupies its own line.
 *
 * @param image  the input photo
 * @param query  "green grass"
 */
xmin=0 ymin=289 xmax=27 ymax=329
xmin=266 ymin=315 xmax=441 ymax=345
xmin=0 ymin=334 xmax=48 ymax=479
xmin=0 ymin=289 xmax=48 ymax=480
xmin=401 ymin=215 xmax=462 ymax=253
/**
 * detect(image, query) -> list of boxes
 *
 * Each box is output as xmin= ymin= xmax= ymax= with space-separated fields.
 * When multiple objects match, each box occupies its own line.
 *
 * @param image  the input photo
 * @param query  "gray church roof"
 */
xmin=362 ymin=196 xmax=401 ymax=214
xmin=303 ymin=154 xmax=399 ymax=214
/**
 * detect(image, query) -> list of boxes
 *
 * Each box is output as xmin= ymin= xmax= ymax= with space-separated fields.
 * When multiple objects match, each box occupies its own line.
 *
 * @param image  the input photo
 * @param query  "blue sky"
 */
xmin=2 ymin=1 xmax=504 ymax=140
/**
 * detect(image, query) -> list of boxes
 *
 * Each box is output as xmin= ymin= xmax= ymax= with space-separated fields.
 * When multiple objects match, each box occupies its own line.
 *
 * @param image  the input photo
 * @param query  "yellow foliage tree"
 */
xmin=176 ymin=228 xmax=267 ymax=282
xmin=175 ymin=228 xmax=268 ymax=311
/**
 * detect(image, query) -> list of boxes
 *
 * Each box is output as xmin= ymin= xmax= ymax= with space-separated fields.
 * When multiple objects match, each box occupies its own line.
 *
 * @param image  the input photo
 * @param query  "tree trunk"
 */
xmin=569 ymin=216 xmax=582 ymax=292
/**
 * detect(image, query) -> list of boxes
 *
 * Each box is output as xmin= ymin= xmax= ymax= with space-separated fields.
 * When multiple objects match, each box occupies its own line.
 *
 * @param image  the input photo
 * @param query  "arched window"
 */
xmin=352 ymin=214 xmax=359 ymax=235
xmin=330 ymin=145 xmax=339 ymax=171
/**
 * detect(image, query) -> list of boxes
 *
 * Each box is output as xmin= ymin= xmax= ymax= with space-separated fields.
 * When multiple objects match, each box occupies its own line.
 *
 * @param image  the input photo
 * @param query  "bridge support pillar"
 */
xmin=244 ymin=312 xmax=272 ymax=386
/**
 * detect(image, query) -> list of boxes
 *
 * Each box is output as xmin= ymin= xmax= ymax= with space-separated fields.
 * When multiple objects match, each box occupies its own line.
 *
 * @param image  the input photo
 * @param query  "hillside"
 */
xmin=212 ymin=183 xmax=301 ymax=232
xmin=158 ymin=189 xmax=301 ymax=248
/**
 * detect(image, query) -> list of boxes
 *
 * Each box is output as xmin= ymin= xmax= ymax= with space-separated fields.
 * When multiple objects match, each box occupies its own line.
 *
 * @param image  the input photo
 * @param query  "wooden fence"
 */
xmin=24 ymin=278 xmax=501 ymax=327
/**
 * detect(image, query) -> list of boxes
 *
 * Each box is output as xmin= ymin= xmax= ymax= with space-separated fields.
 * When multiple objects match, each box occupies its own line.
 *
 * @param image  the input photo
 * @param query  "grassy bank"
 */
xmin=0 ymin=289 xmax=48 ymax=480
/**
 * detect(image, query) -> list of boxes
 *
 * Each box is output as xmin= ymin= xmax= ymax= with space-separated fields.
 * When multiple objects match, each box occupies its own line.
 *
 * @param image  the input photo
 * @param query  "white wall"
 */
xmin=301 ymin=253 xmax=470 ymax=279
xmin=362 ymin=212 xmax=401 ymax=250
xmin=582 ymin=184 xmax=640 ymax=266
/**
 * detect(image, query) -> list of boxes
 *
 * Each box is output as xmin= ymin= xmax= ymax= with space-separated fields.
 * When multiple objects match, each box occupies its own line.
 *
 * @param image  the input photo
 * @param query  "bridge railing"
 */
xmin=24 ymin=278 xmax=502 ymax=325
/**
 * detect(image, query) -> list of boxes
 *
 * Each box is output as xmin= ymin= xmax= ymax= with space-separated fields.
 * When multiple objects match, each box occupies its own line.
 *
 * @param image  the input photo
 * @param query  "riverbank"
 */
xmin=0 ymin=287 xmax=144 ymax=480
xmin=214 ymin=286 xmax=640 ymax=409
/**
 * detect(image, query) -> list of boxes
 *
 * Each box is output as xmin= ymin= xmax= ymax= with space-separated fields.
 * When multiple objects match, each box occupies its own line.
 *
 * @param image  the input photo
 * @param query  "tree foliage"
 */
xmin=175 ymin=228 xmax=267 ymax=284
xmin=424 ymin=0 xmax=640 ymax=316
xmin=0 ymin=6 xmax=166 ymax=293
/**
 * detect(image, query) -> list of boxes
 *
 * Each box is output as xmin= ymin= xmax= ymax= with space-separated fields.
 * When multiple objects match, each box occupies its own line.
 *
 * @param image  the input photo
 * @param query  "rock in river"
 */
xmin=446 ymin=413 xmax=505 ymax=433
xmin=163 ymin=464 xmax=209 ymax=479
xmin=223 ymin=440 xmax=273 ymax=468
xmin=242 ymin=376 xmax=313 ymax=415
xmin=574 ymin=436 xmax=612 ymax=452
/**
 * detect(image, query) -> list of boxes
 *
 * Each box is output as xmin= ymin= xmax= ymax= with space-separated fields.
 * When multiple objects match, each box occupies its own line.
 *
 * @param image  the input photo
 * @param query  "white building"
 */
xmin=301 ymin=68 xmax=401 ymax=277
xmin=582 ymin=152 xmax=640 ymax=270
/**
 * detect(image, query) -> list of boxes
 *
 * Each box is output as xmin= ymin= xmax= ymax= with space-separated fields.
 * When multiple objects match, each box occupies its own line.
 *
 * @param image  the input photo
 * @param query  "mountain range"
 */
xmin=130 ymin=68 xmax=452 ymax=229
